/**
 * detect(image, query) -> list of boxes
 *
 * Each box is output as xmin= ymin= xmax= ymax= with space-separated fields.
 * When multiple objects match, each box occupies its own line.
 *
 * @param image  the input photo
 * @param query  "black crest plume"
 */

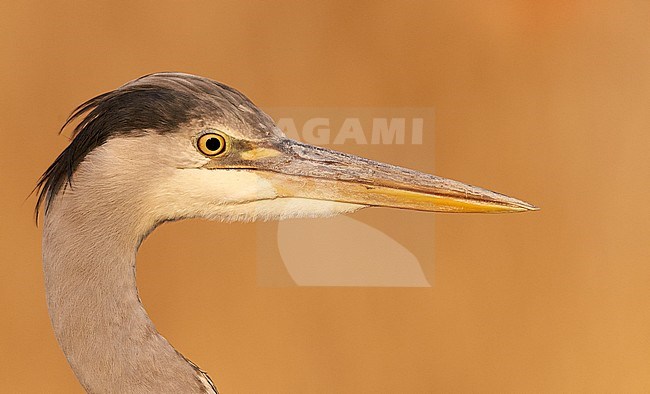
xmin=34 ymin=72 xmax=264 ymax=222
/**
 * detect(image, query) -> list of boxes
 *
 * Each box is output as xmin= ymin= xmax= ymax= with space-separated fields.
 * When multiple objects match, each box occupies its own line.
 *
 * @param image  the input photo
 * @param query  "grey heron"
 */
xmin=36 ymin=72 xmax=536 ymax=393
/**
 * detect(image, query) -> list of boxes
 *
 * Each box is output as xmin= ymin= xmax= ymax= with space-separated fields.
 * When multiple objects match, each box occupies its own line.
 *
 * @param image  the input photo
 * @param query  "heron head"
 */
xmin=36 ymin=73 xmax=536 ymax=226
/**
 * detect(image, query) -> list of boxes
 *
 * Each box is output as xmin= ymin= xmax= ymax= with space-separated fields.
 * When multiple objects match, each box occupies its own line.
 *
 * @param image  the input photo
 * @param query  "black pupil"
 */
xmin=205 ymin=137 xmax=222 ymax=152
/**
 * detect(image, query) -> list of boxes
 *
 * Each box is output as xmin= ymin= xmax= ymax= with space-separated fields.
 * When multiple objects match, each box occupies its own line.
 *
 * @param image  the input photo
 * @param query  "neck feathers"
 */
xmin=41 ymin=157 xmax=217 ymax=393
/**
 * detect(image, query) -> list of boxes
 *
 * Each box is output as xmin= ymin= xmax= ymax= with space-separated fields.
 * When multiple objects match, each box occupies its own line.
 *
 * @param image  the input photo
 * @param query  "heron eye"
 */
xmin=197 ymin=133 xmax=228 ymax=157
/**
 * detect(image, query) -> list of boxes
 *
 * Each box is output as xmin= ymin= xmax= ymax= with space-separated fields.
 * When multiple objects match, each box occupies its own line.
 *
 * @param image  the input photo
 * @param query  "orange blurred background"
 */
xmin=1 ymin=1 xmax=649 ymax=392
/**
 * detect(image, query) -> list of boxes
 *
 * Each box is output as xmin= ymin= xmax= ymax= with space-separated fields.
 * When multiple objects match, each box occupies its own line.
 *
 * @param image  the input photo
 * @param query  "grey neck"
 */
xmin=42 ymin=189 xmax=216 ymax=393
